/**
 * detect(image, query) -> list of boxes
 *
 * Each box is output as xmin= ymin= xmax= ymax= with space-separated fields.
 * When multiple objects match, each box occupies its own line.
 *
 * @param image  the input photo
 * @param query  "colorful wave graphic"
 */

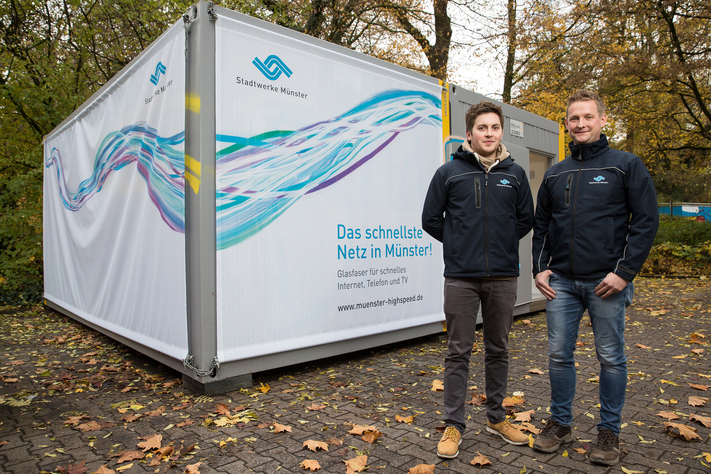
xmin=46 ymin=90 xmax=441 ymax=249
xmin=216 ymin=90 xmax=441 ymax=250
xmin=45 ymin=122 xmax=185 ymax=232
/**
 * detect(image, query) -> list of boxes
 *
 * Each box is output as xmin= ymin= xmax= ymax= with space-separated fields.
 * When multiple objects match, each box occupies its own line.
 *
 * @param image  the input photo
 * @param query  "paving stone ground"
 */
xmin=1 ymin=277 xmax=711 ymax=473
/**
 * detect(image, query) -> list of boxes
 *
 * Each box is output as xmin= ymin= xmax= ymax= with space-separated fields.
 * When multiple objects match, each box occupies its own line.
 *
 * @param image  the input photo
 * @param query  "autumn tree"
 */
xmin=232 ymin=0 xmax=453 ymax=80
xmin=0 ymin=0 xmax=192 ymax=301
xmin=508 ymin=0 xmax=710 ymax=201
xmin=220 ymin=0 xmax=393 ymax=48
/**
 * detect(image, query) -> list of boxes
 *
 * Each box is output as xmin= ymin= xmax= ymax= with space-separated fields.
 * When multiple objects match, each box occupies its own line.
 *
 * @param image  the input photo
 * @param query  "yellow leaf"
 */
xmin=396 ymin=414 xmax=415 ymax=424
xmin=137 ymin=434 xmax=162 ymax=452
xmin=273 ymin=422 xmax=292 ymax=433
xmin=466 ymin=393 xmax=486 ymax=406
xmin=519 ymin=422 xmax=540 ymax=434
xmin=514 ymin=410 xmax=534 ymax=422
xmin=303 ymin=440 xmax=329 ymax=452
xmin=562 ymin=450 xmax=568 ymax=457
xmin=258 ymin=383 xmax=270 ymax=393
xmin=431 ymin=380 xmax=443 ymax=392
xmin=115 ymin=450 xmax=145 ymax=463
xmin=656 ymin=411 xmax=680 ymax=420
xmin=470 ymin=451 xmax=491 ymax=466
xmin=689 ymin=396 xmax=710 ymax=407
xmin=690 ymin=414 xmax=711 ymax=428
xmin=184 ymin=462 xmax=202 ymax=474
xmin=362 ymin=430 xmax=382 ymax=443
xmin=301 ymin=459 xmax=321 ymax=471
xmin=621 ymin=468 xmax=644 ymax=474
xmin=91 ymin=466 xmax=116 ymax=474
xmin=348 ymin=424 xmax=378 ymax=435
xmin=663 ymin=422 xmax=701 ymax=441
xmin=407 ymin=464 xmax=435 ymax=474
xmin=502 ymin=396 xmax=525 ymax=407
xmin=343 ymin=455 xmax=368 ymax=473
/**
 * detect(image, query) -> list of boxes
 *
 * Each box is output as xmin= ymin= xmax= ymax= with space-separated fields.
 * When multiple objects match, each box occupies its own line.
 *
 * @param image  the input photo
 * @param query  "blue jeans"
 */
xmin=546 ymin=273 xmax=633 ymax=434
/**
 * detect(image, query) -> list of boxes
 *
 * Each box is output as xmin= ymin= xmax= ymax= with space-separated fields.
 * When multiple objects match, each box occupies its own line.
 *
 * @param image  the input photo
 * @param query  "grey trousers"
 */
xmin=442 ymin=277 xmax=518 ymax=432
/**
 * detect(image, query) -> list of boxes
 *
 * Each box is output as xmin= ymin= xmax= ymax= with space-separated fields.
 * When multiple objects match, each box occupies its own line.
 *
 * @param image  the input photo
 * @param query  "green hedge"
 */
xmin=654 ymin=214 xmax=711 ymax=246
xmin=642 ymin=216 xmax=711 ymax=276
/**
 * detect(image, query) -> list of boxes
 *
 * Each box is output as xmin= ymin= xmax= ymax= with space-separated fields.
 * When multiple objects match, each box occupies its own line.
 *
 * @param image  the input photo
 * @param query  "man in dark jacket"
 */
xmin=422 ymin=101 xmax=534 ymax=458
xmin=531 ymin=90 xmax=658 ymax=466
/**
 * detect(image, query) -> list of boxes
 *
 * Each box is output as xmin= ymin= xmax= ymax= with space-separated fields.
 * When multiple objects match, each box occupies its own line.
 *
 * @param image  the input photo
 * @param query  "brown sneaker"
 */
xmin=532 ymin=418 xmax=573 ymax=453
xmin=589 ymin=429 xmax=620 ymax=466
xmin=437 ymin=426 xmax=462 ymax=459
xmin=486 ymin=419 xmax=529 ymax=445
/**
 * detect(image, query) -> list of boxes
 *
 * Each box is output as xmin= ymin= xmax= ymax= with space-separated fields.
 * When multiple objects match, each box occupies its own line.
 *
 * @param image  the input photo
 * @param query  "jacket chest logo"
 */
xmin=496 ymin=178 xmax=513 ymax=189
xmin=588 ymin=175 xmax=608 ymax=185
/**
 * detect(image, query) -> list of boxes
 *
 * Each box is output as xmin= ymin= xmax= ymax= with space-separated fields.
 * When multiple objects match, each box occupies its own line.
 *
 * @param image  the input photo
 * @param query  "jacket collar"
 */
xmin=454 ymin=142 xmax=513 ymax=170
xmin=569 ymin=134 xmax=611 ymax=161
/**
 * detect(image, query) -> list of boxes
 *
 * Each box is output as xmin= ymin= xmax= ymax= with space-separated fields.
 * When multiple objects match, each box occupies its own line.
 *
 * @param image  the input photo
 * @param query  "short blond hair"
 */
xmin=566 ymin=90 xmax=606 ymax=117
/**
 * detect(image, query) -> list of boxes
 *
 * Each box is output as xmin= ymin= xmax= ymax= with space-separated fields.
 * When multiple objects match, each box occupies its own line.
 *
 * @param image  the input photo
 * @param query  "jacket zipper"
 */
xmin=475 ymin=177 xmax=481 ymax=208
xmin=485 ymin=173 xmax=490 ymax=276
xmin=570 ymin=149 xmax=585 ymax=277
xmin=565 ymin=174 xmax=573 ymax=206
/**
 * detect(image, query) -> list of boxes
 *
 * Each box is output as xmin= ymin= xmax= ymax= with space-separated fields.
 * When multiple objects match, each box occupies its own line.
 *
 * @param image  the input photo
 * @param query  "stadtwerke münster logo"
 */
xmin=150 ymin=62 xmax=167 ymax=85
xmin=252 ymin=55 xmax=292 ymax=81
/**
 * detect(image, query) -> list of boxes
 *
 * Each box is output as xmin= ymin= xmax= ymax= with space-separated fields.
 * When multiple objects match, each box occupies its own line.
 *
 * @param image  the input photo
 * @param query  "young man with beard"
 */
xmin=422 ymin=101 xmax=534 ymax=458
xmin=531 ymin=90 xmax=658 ymax=465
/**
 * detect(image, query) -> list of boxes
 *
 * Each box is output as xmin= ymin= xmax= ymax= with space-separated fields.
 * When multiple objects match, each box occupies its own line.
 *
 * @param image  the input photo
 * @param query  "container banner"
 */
xmin=43 ymin=22 xmax=187 ymax=359
xmin=215 ymin=17 xmax=445 ymax=362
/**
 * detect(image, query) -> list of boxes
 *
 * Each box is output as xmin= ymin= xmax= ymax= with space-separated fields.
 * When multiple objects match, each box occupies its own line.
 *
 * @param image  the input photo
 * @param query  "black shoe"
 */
xmin=532 ymin=418 xmax=573 ymax=453
xmin=589 ymin=429 xmax=620 ymax=466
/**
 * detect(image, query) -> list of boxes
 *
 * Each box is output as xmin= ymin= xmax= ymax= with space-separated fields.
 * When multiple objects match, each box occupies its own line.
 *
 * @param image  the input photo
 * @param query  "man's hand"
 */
xmin=535 ymin=270 xmax=556 ymax=300
xmin=594 ymin=273 xmax=628 ymax=299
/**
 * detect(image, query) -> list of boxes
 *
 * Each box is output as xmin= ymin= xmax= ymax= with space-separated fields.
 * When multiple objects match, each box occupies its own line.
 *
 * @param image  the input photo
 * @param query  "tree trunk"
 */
xmin=502 ymin=0 xmax=517 ymax=103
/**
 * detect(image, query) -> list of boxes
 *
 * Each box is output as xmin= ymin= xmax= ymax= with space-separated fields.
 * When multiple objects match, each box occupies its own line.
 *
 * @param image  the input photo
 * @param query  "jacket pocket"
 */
xmin=565 ymin=174 xmax=573 ymax=206
xmin=475 ymin=177 xmax=481 ymax=209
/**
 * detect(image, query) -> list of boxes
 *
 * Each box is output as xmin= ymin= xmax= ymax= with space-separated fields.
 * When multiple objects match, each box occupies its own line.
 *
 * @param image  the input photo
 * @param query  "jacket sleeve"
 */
xmin=421 ymin=167 xmax=447 ymax=242
xmin=614 ymin=157 xmax=659 ymax=281
xmin=532 ymin=175 xmax=552 ymax=275
xmin=516 ymin=169 xmax=535 ymax=240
